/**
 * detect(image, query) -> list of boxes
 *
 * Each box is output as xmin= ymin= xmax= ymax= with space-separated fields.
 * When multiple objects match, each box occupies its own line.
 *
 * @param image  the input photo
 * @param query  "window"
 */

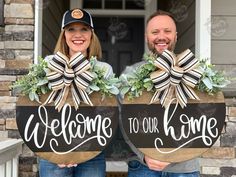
xmin=0 ymin=0 xmax=4 ymax=26
xmin=83 ymin=0 xmax=145 ymax=10
xmin=83 ymin=0 xmax=102 ymax=9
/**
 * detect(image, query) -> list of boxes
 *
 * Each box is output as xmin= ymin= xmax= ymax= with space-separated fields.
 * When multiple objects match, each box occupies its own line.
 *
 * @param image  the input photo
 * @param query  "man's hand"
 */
xmin=144 ymin=155 xmax=170 ymax=171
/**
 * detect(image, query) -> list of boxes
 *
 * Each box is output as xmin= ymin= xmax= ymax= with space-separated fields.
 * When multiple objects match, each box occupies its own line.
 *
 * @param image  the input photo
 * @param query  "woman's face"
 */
xmin=64 ymin=23 xmax=92 ymax=57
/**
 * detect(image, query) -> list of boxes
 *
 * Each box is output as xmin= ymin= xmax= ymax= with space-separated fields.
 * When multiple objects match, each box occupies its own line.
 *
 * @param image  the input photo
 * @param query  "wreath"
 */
xmin=12 ymin=52 xmax=120 ymax=111
xmin=119 ymin=49 xmax=230 ymax=108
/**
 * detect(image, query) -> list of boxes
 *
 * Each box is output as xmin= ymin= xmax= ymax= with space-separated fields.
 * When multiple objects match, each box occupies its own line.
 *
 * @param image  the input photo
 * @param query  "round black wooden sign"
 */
xmin=16 ymin=93 xmax=119 ymax=164
xmin=121 ymin=91 xmax=226 ymax=162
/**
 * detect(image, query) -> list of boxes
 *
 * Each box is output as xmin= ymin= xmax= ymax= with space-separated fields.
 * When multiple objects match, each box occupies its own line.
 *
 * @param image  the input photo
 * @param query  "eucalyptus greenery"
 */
xmin=119 ymin=53 xmax=230 ymax=99
xmin=197 ymin=59 xmax=230 ymax=94
xmin=88 ymin=57 xmax=120 ymax=99
xmin=12 ymin=56 xmax=120 ymax=103
xmin=119 ymin=53 xmax=156 ymax=99
xmin=11 ymin=57 xmax=50 ymax=103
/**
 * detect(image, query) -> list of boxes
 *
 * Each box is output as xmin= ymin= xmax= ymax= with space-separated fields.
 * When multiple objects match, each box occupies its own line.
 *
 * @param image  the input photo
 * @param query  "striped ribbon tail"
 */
xmin=43 ymin=87 xmax=70 ymax=111
xmin=175 ymin=82 xmax=199 ymax=108
xmin=150 ymin=87 xmax=173 ymax=106
xmin=71 ymin=82 xmax=93 ymax=110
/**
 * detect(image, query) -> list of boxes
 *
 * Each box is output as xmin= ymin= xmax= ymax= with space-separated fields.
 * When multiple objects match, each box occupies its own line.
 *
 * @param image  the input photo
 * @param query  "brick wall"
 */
xmin=0 ymin=1 xmax=235 ymax=177
xmin=199 ymin=98 xmax=236 ymax=177
xmin=0 ymin=0 xmax=37 ymax=177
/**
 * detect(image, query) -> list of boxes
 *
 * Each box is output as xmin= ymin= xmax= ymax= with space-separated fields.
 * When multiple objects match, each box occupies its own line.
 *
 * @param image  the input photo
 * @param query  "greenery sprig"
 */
xmin=197 ymin=59 xmax=230 ymax=94
xmin=119 ymin=53 xmax=230 ymax=99
xmin=12 ymin=56 xmax=120 ymax=103
xmin=89 ymin=57 xmax=120 ymax=100
xmin=11 ymin=57 xmax=50 ymax=102
xmin=119 ymin=53 xmax=156 ymax=99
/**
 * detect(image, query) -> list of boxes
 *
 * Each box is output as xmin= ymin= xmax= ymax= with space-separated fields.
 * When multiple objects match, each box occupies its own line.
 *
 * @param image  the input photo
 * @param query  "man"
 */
xmin=121 ymin=10 xmax=200 ymax=177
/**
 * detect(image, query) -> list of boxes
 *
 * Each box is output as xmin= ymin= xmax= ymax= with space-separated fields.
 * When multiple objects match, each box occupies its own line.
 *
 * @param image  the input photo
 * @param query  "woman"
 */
xmin=39 ymin=8 xmax=112 ymax=177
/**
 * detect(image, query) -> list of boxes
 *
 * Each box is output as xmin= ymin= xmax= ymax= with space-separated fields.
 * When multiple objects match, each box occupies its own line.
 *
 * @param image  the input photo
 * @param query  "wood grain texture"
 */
xmin=121 ymin=90 xmax=224 ymax=104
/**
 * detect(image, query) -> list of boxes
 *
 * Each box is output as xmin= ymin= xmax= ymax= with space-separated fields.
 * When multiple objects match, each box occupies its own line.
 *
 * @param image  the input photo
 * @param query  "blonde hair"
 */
xmin=54 ymin=29 xmax=102 ymax=60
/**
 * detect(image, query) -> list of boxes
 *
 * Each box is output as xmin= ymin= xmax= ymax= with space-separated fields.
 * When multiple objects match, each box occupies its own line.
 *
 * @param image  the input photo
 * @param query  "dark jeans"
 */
xmin=128 ymin=160 xmax=200 ymax=177
xmin=39 ymin=152 xmax=105 ymax=177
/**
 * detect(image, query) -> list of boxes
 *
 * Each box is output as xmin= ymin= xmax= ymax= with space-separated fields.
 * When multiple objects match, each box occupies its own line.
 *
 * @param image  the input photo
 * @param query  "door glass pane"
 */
xmin=83 ymin=0 xmax=102 ymax=9
xmin=105 ymin=0 xmax=123 ymax=9
xmin=126 ymin=0 xmax=145 ymax=9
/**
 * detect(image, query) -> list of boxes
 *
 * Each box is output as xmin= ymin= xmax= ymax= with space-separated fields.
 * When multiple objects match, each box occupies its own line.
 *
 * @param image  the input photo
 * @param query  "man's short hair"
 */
xmin=146 ymin=10 xmax=176 ymax=25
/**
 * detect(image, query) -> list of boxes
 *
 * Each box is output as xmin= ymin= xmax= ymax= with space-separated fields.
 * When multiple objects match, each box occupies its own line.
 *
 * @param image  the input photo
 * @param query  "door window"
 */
xmin=83 ymin=0 xmax=145 ymax=9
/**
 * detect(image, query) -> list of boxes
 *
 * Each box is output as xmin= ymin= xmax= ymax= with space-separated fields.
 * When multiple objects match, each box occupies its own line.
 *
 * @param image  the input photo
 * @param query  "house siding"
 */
xmin=212 ymin=0 xmax=236 ymax=96
xmin=212 ymin=0 xmax=236 ymax=64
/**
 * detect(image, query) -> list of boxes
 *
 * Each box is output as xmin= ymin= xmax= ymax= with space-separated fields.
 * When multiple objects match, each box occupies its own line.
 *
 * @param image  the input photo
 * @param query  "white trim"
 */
xmin=34 ymin=0 xmax=43 ymax=64
xmin=195 ymin=0 xmax=211 ymax=61
xmin=70 ymin=0 xmax=82 ymax=9
xmin=145 ymin=0 xmax=157 ymax=52
xmin=80 ymin=9 xmax=145 ymax=16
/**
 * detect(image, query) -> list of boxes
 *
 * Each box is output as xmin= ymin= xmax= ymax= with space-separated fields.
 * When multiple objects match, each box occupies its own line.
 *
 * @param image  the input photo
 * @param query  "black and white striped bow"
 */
xmin=150 ymin=49 xmax=202 ymax=108
xmin=44 ymin=51 xmax=94 ymax=111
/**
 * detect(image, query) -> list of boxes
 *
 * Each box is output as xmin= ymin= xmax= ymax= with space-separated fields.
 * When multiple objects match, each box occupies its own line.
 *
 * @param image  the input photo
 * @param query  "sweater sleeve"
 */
xmin=95 ymin=61 xmax=113 ymax=78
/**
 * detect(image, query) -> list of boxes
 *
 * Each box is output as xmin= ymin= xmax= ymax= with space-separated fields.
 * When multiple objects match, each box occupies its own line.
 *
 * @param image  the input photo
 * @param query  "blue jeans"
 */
xmin=39 ymin=152 xmax=105 ymax=177
xmin=128 ymin=160 xmax=200 ymax=177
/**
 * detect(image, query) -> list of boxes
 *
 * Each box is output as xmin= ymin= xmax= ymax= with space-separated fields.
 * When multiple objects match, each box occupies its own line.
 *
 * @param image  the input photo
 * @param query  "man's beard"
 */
xmin=147 ymin=39 xmax=176 ymax=55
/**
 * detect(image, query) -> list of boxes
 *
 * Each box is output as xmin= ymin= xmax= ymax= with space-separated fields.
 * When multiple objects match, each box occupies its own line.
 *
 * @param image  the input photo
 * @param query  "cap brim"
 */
xmin=62 ymin=20 xmax=93 ymax=29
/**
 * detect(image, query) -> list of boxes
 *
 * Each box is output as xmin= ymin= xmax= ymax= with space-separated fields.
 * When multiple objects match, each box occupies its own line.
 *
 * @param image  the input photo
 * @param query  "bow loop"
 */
xmin=177 ymin=49 xmax=199 ymax=72
xmin=150 ymin=49 xmax=202 ymax=108
xmin=151 ymin=71 xmax=170 ymax=91
xmin=44 ymin=51 xmax=94 ymax=111
xmin=48 ymin=52 xmax=68 ymax=74
xmin=154 ymin=50 xmax=175 ymax=72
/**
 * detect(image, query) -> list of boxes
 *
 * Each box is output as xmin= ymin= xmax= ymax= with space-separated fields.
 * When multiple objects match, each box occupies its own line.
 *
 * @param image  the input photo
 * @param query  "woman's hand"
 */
xmin=144 ymin=155 xmax=170 ymax=171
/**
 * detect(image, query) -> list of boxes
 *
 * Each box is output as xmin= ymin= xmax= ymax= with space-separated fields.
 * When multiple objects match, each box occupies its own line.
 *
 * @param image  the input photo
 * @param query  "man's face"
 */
xmin=146 ymin=15 xmax=177 ymax=55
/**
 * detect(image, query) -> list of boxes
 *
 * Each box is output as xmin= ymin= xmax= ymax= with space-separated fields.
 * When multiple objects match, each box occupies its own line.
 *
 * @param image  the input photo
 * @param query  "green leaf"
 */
xmin=105 ymin=85 xmax=113 ymax=89
xmin=120 ymin=87 xmax=130 ymax=95
xmin=34 ymin=94 xmax=40 ymax=103
xmin=109 ymin=87 xmax=119 ymax=95
xmin=37 ymin=79 xmax=48 ymax=86
xmin=89 ymin=84 xmax=100 ymax=91
xmin=202 ymin=77 xmax=213 ymax=89
xmin=29 ymin=91 xmax=35 ymax=101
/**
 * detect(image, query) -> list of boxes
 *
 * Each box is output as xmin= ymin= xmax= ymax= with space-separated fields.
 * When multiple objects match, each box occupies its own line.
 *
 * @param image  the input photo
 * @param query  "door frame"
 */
xmin=70 ymin=0 xmax=211 ymax=60
xmin=34 ymin=0 xmax=211 ymax=63
xmin=71 ymin=0 xmax=211 ymax=59
xmin=71 ymin=0 xmax=157 ymax=53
